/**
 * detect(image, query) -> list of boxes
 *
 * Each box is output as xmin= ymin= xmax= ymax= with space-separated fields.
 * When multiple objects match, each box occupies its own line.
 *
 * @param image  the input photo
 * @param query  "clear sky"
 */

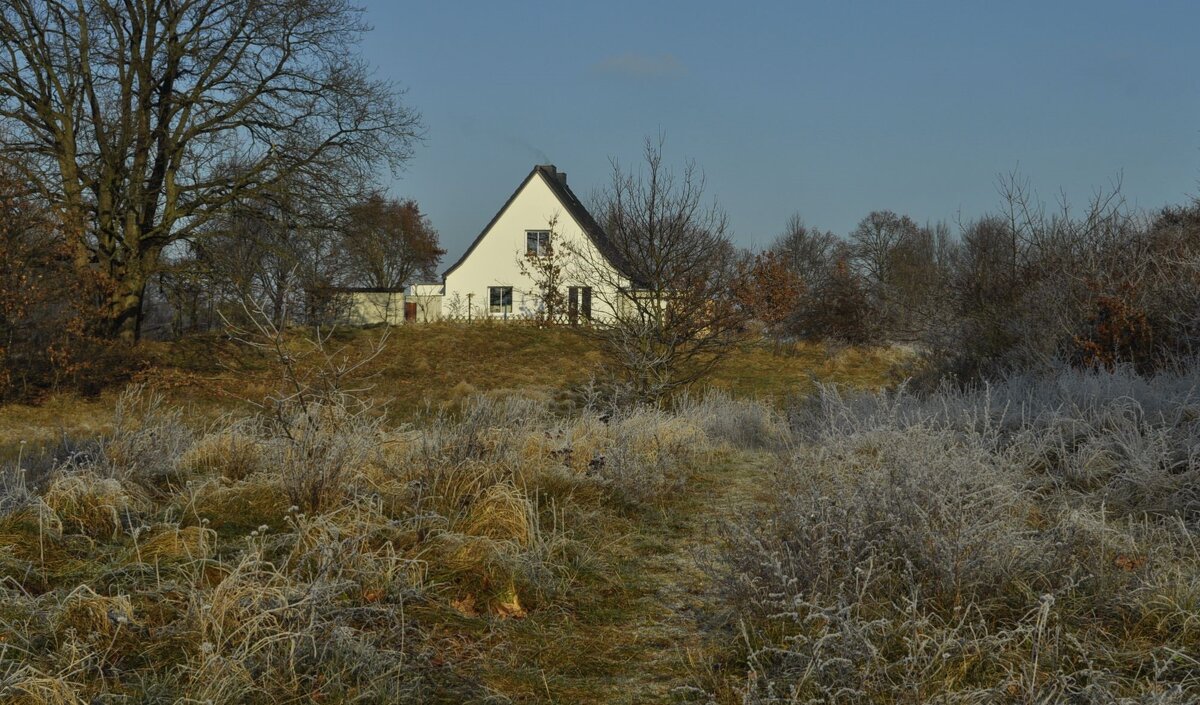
xmin=357 ymin=0 xmax=1200 ymax=260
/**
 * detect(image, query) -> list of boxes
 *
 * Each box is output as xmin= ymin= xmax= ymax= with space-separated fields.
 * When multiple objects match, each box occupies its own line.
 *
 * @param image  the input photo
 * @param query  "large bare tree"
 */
xmin=0 ymin=0 xmax=419 ymax=342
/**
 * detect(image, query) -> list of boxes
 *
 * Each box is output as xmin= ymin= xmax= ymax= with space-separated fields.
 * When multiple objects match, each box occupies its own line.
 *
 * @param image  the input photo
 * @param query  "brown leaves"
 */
xmin=1072 ymin=283 xmax=1154 ymax=373
xmin=0 ymin=168 xmax=120 ymax=400
xmin=733 ymin=250 xmax=805 ymax=330
xmin=1113 ymin=554 xmax=1146 ymax=573
xmin=342 ymin=194 xmax=445 ymax=289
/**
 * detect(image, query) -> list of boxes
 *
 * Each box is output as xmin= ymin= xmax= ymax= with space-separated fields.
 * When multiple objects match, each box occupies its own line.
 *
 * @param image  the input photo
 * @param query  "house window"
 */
xmin=489 ymin=286 xmax=513 ymax=315
xmin=526 ymin=230 xmax=551 ymax=257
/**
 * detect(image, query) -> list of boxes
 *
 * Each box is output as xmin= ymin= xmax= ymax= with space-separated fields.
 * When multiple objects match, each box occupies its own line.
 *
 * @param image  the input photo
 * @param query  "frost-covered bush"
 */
xmin=791 ymin=363 xmax=1200 ymax=519
xmin=709 ymin=364 xmax=1200 ymax=703
xmin=675 ymin=390 xmax=787 ymax=450
xmin=98 ymin=384 xmax=193 ymax=486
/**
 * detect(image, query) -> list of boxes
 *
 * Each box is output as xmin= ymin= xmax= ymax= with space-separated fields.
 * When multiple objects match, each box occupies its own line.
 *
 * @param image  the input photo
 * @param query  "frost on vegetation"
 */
xmin=706 ymin=363 xmax=1200 ymax=703
xmin=0 ymin=379 xmax=779 ymax=702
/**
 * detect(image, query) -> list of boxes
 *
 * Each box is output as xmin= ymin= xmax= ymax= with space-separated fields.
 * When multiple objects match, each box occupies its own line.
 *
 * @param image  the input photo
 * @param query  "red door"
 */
xmin=404 ymin=302 xmax=418 ymax=321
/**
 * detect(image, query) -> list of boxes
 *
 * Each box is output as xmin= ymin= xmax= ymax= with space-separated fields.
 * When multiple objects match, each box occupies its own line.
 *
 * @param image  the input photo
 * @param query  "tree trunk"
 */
xmin=108 ymin=274 xmax=147 ymax=343
xmin=99 ymin=241 xmax=155 ymax=344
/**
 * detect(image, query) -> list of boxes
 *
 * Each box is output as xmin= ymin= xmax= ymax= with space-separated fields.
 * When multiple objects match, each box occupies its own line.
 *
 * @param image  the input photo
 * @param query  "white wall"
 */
xmin=342 ymin=291 xmax=404 ymax=325
xmin=407 ymin=284 xmax=443 ymax=322
xmin=443 ymin=172 xmax=624 ymax=320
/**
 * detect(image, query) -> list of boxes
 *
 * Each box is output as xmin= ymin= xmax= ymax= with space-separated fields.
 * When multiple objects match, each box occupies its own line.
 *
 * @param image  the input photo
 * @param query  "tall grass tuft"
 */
xmin=98 ymin=384 xmax=193 ymax=487
xmin=42 ymin=471 xmax=147 ymax=539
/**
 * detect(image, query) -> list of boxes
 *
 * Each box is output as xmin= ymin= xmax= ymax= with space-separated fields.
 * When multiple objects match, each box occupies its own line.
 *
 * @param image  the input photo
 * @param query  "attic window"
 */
xmin=526 ymin=230 xmax=550 ymax=257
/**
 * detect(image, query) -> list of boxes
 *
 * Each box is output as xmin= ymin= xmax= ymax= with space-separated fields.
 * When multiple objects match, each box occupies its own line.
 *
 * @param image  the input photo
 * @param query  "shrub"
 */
xmin=1072 ymin=285 xmax=1155 ymax=372
xmin=0 ymin=169 xmax=124 ymax=402
xmin=99 ymin=385 xmax=193 ymax=487
xmin=263 ymin=400 xmax=381 ymax=512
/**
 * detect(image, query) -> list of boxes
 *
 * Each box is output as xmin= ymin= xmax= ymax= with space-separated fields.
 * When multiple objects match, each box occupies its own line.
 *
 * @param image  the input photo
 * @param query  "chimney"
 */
xmin=538 ymin=164 xmax=566 ymax=185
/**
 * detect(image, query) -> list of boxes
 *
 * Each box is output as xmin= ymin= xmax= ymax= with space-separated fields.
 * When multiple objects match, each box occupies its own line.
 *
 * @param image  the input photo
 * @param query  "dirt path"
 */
xmin=487 ymin=449 xmax=777 ymax=703
xmin=596 ymin=449 xmax=777 ymax=704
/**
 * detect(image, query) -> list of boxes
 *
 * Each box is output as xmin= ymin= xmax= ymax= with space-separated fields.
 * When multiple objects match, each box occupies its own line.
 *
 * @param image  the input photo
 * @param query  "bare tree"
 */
xmin=771 ymin=214 xmax=839 ymax=289
xmin=845 ymin=210 xmax=954 ymax=341
xmin=566 ymin=137 xmax=746 ymax=402
xmin=849 ymin=210 xmax=921 ymax=290
xmin=190 ymin=176 xmax=347 ymax=327
xmin=151 ymin=253 xmax=212 ymax=337
xmin=0 ymin=0 xmax=420 ymax=342
xmin=342 ymin=194 xmax=444 ymax=289
xmin=796 ymin=253 xmax=877 ymax=345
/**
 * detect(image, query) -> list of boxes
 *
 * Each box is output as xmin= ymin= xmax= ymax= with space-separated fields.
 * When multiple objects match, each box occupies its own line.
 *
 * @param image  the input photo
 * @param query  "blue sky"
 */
xmin=358 ymin=1 xmax=1200 ymax=259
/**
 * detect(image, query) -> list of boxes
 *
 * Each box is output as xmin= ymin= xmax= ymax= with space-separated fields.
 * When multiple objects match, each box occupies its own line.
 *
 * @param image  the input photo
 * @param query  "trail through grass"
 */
xmin=617 ymin=451 xmax=773 ymax=703
xmin=489 ymin=450 xmax=774 ymax=704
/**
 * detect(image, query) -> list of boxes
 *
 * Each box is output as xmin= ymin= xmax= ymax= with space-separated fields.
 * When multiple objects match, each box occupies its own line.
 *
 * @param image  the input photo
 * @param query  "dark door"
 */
xmin=568 ymin=287 xmax=591 ymax=325
xmin=404 ymin=302 xmax=418 ymax=321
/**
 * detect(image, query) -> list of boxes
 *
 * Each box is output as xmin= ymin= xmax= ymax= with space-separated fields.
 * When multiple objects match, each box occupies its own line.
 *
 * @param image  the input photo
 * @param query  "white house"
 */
xmin=334 ymin=164 xmax=632 ymax=325
xmin=440 ymin=164 xmax=632 ymax=322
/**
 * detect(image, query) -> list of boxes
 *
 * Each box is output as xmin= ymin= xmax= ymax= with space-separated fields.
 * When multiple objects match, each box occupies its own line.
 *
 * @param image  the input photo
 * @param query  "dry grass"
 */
xmin=1 ymin=383 xmax=794 ymax=702
xmin=0 ymin=326 xmax=910 ymax=463
xmin=42 ymin=471 xmax=147 ymax=539
xmin=710 ymin=339 xmax=911 ymax=399
xmin=177 ymin=422 xmax=264 ymax=481
xmin=9 ymin=326 xmax=1200 ymax=701
xmin=0 ymin=395 xmax=114 ymax=463
xmin=180 ymin=475 xmax=291 ymax=535
xmin=133 ymin=524 xmax=216 ymax=564
xmin=2 ymin=670 xmax=87 ymax=705
xmin=0 ymin=326 xmax=910 ymax=703
xmin=54 ymin=585 xmax=134 ymax=640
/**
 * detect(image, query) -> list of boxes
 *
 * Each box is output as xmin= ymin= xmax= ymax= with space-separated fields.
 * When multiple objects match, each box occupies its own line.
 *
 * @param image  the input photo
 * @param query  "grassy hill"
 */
xmin=0 ymin=324 xmax=911 ymax=704
xmin=1 ymin=323 xmax=907 ymax=461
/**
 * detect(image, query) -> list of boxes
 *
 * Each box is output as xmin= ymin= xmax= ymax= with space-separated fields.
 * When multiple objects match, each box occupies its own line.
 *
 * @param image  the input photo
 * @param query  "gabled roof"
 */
xmin=442 ymin=164 xmax=632 ymax=280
